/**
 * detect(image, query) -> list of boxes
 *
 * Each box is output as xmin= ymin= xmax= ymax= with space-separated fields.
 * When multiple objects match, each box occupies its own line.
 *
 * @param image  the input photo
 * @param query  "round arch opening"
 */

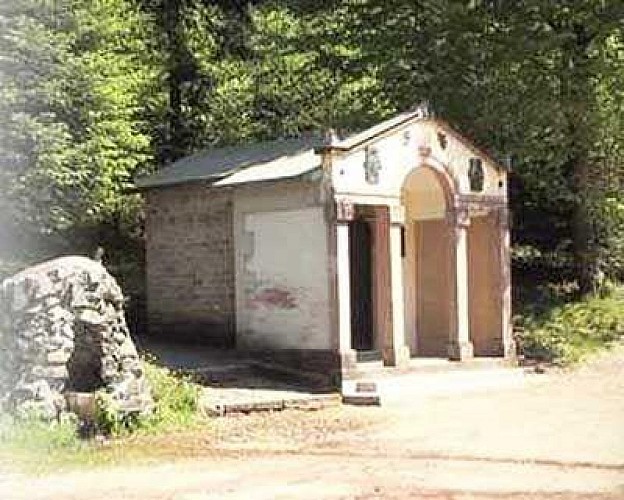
xmin=401 ymin=165 xmax=455 ymax=357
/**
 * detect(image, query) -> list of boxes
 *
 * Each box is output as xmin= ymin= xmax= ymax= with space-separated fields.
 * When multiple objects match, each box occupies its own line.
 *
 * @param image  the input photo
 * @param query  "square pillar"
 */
xmin=335 ymin=200 xmax=357 ymax=371
xmin=388 ymin=206 xmax=411 ymax=367
xmin=372 ymin=206 xmax=410 ymax=367
xmin=448 ymin=207 xmax=474 ymax=360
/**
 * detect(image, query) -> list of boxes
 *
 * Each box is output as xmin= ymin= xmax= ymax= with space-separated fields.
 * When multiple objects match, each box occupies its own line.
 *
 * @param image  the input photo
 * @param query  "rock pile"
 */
xmin=0 ymin=256 xmax=152 ymax=420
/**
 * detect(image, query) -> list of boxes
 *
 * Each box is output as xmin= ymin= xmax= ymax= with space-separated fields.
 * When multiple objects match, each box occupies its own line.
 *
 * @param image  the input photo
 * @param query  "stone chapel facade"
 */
xmin=136 ymin=109 xmax=514 ymax=381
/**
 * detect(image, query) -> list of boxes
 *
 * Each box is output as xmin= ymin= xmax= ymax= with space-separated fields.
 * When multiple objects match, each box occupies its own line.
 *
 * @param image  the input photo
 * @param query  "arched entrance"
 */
xmin=402 ymin=165 xmax=457 ymax=357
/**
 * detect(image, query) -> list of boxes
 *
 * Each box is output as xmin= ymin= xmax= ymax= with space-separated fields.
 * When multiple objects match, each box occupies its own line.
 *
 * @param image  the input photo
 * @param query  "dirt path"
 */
xmin=2 ymin=347 xmax=623 ymax=499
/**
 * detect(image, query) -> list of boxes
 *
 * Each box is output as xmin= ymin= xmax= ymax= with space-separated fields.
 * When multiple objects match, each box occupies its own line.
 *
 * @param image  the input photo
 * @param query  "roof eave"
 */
xmin=316 ymin=115 xmax=511 ymax=174
xmin=314 ymin=110 xmax=422 ymax=155
xmin=127 ymin=172 xmax=230 ymax=193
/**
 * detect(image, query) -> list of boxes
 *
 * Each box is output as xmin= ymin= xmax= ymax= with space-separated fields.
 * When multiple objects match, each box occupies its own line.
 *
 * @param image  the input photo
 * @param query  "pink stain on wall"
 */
xmin=247 ymin=287 xmax=297 ymax=310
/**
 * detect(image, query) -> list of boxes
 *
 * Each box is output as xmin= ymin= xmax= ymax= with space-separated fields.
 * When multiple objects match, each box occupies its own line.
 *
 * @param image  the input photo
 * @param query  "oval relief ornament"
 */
xmin=468 ymin=158 xmax=484 ymax=192
xmin=363 ymin=146 xmax=382 ymax=184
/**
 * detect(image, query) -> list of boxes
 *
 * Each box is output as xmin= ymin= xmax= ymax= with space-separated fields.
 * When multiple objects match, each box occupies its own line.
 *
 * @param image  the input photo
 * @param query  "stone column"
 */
xmin=498 ymin=206 xmax=515 ymax=359
xmin=335 ymin=200 xmax=357 ymax=372
xmin=388 ymin=206 xmax=411 ymax=367
xmin=372 ymin=206 xmax=410 ymax=367
xmin=448 ymin=206 xmax=474 ymax=360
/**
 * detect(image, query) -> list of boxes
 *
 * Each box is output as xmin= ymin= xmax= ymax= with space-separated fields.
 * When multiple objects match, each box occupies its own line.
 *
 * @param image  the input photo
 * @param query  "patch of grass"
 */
xmin=0 ymin=357 xmax=207 ymax=473
xmin=136 ymin=358 xmax=204 ymax=431
xmin=0 ymin=419 xmax=182 ymax=474
xmin=94 ymin=356 xmax=205 ymax=436
xmin=516 ymin=287 xmax=624 ymax=365
xmin=0 ymin=413 xmax=101 ymax=473
xmin=0 ymin=413 xmax=80 ymax=451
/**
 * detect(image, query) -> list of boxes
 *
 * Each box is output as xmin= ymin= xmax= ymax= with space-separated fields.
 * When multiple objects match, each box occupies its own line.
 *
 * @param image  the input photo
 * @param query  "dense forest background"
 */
xmin=0 ymin=1 xmax=622 ymax=328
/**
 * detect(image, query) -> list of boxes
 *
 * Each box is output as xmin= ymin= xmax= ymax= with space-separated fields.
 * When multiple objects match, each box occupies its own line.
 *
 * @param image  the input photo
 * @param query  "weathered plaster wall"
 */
xmin=144 ymin=184 xmax=235 ymax=345
xmin=468 ymin=214 xmax=504 ymax=355
xmin=403 ymin=168 xmax=447 ymax=220
xmin=234 ymin=181 xmax=332 ymax=351
xmin=413 ymin=218 xmax=454 ymax=357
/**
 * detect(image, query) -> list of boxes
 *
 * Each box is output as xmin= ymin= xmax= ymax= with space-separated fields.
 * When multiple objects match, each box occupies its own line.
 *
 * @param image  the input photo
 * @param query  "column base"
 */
xmin=339 ymin=349 xmax=358 ymax=371
xmin=447 ymin=341 xmax=474 ymax=361
xmin=382 ymin=345 xmax=411 ymax=368
xmin=486 ymin=337 xmax=518 ymax=360
xmin=504 ymin=337 xmax=518 ymax=361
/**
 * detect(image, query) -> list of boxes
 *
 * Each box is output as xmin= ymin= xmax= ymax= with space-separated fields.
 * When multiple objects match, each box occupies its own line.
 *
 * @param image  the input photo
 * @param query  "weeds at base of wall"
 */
xmin=515 ymin=285 xmax=624 ymax=365
xmin=95 ymin=358 xmax=203 ymax=437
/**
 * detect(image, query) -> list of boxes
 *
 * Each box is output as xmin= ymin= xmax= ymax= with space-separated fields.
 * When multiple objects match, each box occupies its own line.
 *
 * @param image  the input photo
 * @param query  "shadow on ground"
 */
xmin=134 ymin=336 xmax=333 ymax=396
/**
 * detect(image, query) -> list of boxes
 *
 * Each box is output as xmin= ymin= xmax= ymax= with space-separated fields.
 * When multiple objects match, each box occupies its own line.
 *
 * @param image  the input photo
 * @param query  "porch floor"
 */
xmin=137 ymin=338 xmax=523 ymax=415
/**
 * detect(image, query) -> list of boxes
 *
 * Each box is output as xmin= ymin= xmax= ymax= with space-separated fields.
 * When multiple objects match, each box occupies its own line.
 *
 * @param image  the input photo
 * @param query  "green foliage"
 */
xmin=0 ymin=412 xmax=81 ymax=452
xmin=94 ymin=391 xmax=142 ymax=437
xmin=517 ymin=288 xmax=624 ymax=365
xmin=0 ymin=0 xmax=159 ymax=256
xmin=94 ymin=359 xmax=202 ymax=437
xmin=1 ymin=359 xmax=203 ymax=449
xmin=139 ymin=359 xmax=202 ymax=430
xmin=0 ymin=0 xmax=622 ymax=315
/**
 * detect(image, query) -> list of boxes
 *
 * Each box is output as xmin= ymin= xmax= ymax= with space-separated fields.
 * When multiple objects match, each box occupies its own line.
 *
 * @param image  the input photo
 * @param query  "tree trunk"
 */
xmin=570 ymin=162 xmax=594 ymax=296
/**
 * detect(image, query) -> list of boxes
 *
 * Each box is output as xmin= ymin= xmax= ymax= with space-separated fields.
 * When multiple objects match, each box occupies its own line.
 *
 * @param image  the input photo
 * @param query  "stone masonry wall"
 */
xmin=145 ymin=184 xmax=235 ymax=345
xmin=0 ymin=256 xmax=152 ymax=420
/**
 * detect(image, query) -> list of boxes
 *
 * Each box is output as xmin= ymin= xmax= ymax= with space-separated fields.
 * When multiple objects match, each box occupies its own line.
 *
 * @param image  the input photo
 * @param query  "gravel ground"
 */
xmin=1 ymin=346 xmax=623 ymax=499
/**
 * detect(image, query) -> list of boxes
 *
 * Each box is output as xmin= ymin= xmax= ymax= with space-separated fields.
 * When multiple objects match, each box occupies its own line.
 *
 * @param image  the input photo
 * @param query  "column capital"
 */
xmin=336 ymin=199 xmax=355 ymax=222
xmin=496 ymin=206 xmax=511 ymax=229
xmin=390 ymin=205 xmax=405 ymax=225
xmin=449 ymin=205 xmax=471 ymax=229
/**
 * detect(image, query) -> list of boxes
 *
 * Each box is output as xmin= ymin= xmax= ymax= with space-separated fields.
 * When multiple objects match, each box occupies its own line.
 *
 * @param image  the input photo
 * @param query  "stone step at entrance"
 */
xmin=355 ymin=350 xmax=382 ymax=363
xmin=343 ymin=364 xmax=528 ymax=407
xmin=352 ymin=356 xmax=516 ymax=379
xmin=341 ymin=380 xmax=381 ymax=406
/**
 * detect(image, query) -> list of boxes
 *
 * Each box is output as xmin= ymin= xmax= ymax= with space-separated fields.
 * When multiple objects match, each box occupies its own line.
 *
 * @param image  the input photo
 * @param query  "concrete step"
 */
xmin=351 ymin=356 xmax=517 ymax=379
xmin=201 ymin=391 xmax=340 ymax=417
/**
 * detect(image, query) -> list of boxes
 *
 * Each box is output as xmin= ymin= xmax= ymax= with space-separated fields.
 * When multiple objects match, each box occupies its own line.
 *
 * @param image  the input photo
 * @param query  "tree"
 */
xmin=0 ymin=0 xmax=158 ymax=263
xmin=472 ymin=0 xmax=624 ymax=291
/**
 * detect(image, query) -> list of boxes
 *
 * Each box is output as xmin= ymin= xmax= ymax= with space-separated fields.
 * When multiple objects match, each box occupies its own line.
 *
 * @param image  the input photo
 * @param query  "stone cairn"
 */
xmin=0 ymin=256 xmax=152 ymax=420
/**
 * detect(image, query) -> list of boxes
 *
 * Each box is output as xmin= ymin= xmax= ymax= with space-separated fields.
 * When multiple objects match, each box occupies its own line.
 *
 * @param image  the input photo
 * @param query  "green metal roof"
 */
xmin=134 ymin=136 xmax=323 ymax=190
xmin=134 ymin=109 xmax=509 ymax=191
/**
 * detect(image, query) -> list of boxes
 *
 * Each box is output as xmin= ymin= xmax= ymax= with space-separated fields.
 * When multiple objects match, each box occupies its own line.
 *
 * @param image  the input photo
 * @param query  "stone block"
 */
xmin=65 ymin=392 xmax=96 ymax=422
xmin=47 ymin=350 xmax=70 ymax=365
xmin=44 ymin=365 xmax=68 ymax=380
xmin=341 ymin=394 xmax=381 ymax=406
xmin=341 ymin=379 xmax=381 ymax=406
xmin=355 ymin=381 xmax=377 ymax=393
xmin=76 ymin=309 xmax=105 ymax=326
